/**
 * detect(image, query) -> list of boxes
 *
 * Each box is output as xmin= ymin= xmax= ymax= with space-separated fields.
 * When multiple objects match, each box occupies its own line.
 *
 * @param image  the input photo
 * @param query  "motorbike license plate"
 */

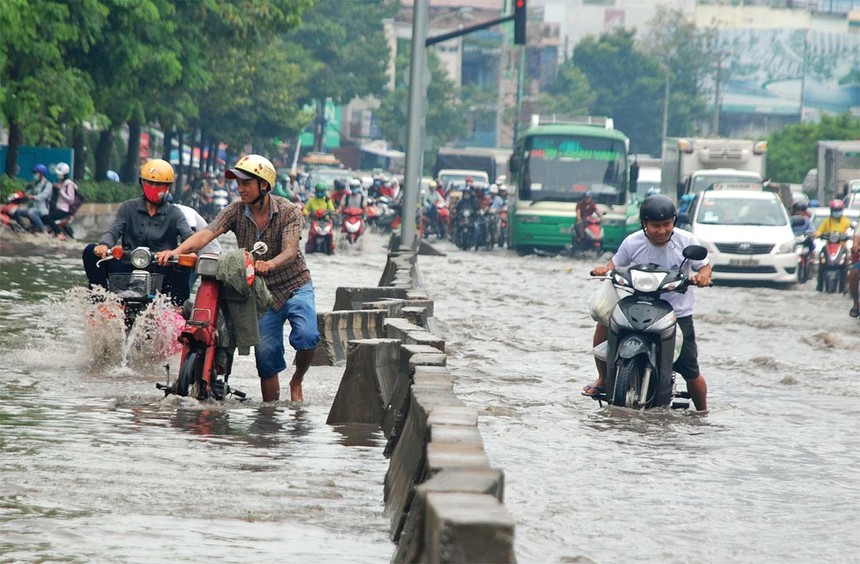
xmin=729 ymin=257 xmax=759 ymax=266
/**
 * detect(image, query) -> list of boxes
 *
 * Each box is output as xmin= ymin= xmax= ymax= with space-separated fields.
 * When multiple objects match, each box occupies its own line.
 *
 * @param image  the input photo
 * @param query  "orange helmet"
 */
xmin=140 ymin=159 xmax=175 ymax=183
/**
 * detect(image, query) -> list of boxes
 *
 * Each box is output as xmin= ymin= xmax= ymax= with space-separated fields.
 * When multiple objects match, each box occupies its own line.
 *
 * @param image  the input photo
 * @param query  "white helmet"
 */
xmin=489 ymin=183 xmax=499 ymax=194
xmin=55 ymin=162 xmax=71 ymax=177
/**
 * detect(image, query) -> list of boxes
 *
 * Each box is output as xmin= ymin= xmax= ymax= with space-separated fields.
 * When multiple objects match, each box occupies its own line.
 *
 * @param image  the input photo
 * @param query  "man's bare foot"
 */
xmin=582 ymin=381 xmax=605 ymax=396
xmin=289 ymin=379 xmax=303 ymax=402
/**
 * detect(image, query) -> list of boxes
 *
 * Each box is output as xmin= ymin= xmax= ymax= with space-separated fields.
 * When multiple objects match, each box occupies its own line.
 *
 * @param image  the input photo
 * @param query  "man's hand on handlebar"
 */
xmin=156 ymin=249 xmax=178 ymax=266
xmin=591 ymin=265 xmax=611 ymax=277
xmin=93 ymin=244 xmax=109 ymax=258
xmin=691 ymin=272 xmax=712 ymax=287
xmin=254 ymin=260 xmax=274 ymax=274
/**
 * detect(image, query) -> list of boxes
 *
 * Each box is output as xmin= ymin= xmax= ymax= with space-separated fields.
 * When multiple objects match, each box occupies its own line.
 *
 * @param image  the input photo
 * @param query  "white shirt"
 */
xmin=175 ymin=204 xmax=222 ymax=255
xmin=611 ymin=228 xmax=709 ymax=318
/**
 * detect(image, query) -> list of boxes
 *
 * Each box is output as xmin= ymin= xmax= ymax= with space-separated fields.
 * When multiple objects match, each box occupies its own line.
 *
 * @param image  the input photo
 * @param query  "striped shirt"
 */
xmin=207 ymin=196 xmax=311 ymax=310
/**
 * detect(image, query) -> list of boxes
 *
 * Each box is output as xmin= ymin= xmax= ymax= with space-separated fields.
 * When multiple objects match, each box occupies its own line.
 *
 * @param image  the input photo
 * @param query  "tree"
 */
xmin=537 ymin=65 xmax=595 ymax=118
xmin=285 ymin=0 xmax=396 ymax=151
xmin=1 ymin=0 xmax=103 ymax=176
xmin=573 ymin=29 xmax=664 ymax=155
xmin=640 ymin=5 xmax=714 ymax=140
xmin=374 ymin=42 xmax=468 ymax=170
xmin=768 ymin=114 xmax=860 ymax=184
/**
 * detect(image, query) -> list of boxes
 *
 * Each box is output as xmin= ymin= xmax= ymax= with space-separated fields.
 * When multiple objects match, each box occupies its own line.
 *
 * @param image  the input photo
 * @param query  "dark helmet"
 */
xmin=639 ymin=194 xmax=677 ymax=226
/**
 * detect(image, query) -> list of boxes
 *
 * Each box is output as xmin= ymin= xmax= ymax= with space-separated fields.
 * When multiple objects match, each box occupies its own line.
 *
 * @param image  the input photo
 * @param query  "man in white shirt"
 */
xmin=585 ymin=195 xmax=712 ymax=411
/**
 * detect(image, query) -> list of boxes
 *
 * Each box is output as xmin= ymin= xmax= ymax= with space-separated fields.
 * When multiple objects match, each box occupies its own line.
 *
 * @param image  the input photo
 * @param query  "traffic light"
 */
xmin=513 ymin=0 xmax=527 ymax=45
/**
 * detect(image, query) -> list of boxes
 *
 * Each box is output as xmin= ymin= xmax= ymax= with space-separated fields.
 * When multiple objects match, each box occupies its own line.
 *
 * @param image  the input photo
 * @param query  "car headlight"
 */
xmin=130 ymin=247 xmax=153 ymax=269
xmin=778 ymin=239 xmax=796 ymax=253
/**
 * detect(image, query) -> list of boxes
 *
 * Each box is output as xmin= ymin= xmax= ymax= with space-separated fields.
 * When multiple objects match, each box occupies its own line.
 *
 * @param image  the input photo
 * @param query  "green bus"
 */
xmin=507 ymin=118 xmax=640 ymax=253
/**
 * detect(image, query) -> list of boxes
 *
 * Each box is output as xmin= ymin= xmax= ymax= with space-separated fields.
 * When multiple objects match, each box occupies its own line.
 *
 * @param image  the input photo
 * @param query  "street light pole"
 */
xmin=400 ymin=0 xmax=429 ymax=251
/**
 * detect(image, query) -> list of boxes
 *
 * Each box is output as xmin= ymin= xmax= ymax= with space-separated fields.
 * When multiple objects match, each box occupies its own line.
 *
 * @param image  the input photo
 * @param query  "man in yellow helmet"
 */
xmin=82 ymin=159 xmax=194 ymax=305
xmin=156 ymin=154 xmax=319 ymax=403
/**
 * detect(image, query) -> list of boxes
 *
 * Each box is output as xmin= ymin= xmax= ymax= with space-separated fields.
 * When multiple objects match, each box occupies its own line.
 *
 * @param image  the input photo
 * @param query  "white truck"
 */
xmin=661 ymin=137 xmax=768 ymax=201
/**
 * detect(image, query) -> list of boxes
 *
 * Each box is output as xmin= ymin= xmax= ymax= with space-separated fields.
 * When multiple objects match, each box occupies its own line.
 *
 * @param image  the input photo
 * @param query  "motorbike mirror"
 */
xmin=252 ymin=241 xmax=269 ymax=255
xmin=682 ymin=245 xmax=708 ymax=261
xmin=677 ymin=212 xmax=691 ymax=225
xmin=790 ymin=216 xmax=806 ymax=227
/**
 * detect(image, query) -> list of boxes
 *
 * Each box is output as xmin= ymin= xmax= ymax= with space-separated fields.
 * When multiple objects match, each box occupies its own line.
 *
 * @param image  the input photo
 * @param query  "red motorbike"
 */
xmin=572 ymin=213 xmax=604 ymax=256
xmin=157 ymin=241 xmax=269 ymax=401
xmin=1 ymin=191 xmax=28 ymax=232
xmin=341 ymin=207 xmax=365 ymax=245
xmin=306 ymin=209 xmax=336 ymax=254
xmin=816 ymin=231 xmax=850 ymax=294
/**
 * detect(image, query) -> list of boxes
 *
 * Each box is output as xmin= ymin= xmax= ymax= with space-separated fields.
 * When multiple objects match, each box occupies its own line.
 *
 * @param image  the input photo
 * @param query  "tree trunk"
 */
xmin=95 ymin=129 xmax=113 ymax=181
xmin=4 ymin=119 xmax=23 ymax=178
xmin=163 ymin=129 xmax=173 ymax=162
xmin=209 ymin=138 xmax=218 ymax=171
xmin=176 ymin=130 xmax=185 ymax=190
xmin=121 ymin=118 xmax=142 ymax=182
xmin=314 ymin=98 xmax=327 ymax=152
xmin=72 ymin=125 xmax=86 ymax=180
xmin=189 ymin=126 xmax=199 ymax=172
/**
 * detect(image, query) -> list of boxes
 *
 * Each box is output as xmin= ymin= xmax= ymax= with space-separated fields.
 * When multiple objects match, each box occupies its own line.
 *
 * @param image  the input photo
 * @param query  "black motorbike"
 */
xmin=455 ymin=209 xmax=477 ymax=251
xmin=588 ymin=245 xmax=709 ymax=410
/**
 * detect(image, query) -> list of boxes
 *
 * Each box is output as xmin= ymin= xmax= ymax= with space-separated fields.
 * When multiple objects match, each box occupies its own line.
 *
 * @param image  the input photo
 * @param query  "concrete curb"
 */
xmin=323 ymin=240 xmax=516 ymax=562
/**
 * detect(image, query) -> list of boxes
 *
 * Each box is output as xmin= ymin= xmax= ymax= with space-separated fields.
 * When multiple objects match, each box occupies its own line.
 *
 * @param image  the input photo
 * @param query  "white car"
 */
xmin=683 ymin=189 xmax=799 ymax=285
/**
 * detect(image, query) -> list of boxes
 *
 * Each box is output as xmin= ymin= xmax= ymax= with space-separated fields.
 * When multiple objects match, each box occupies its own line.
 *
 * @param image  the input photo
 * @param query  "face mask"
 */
xmin=832 ymin=211 xmax=843 ymax=219
xmin=316 ymin=191 xmax=325 ymax=198
xmin=33 ymin=174 xmax=41 ymax=182
xmin=142 ymin=182 xmax=169 ymax=205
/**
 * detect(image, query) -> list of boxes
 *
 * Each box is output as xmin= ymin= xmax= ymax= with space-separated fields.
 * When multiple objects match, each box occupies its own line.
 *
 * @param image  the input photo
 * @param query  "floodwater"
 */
xmin=418 ymin=239 xmax=860 ymax=563
xmin=3 ymin=228 xmax=859 ymax=563
xmin=0 ymin=231 xmax=393 ymax=563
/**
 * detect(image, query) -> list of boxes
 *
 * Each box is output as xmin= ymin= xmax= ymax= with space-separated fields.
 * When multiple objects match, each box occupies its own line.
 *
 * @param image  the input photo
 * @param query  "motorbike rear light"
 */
xmin=177 ymin=254 xmax=198 ymax=268
xmin=196 ymin=256 xmax=219 ymax=277
xmin=111 ymin=246 xmax=125 ymax=260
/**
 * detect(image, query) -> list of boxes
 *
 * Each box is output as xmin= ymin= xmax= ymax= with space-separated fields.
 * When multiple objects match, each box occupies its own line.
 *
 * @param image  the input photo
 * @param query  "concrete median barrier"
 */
xmin=321 ymin=239 xmax=514 ymax=561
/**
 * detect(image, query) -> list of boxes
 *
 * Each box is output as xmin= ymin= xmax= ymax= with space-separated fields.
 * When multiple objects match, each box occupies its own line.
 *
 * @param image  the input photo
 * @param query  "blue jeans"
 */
xmin=255 ymin=283 xmax=319 ymax=378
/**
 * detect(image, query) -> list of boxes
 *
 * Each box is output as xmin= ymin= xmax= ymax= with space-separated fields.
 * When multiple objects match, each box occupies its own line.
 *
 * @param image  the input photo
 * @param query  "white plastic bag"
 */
xmin=588 ymin=280 xmax=620 ymax=327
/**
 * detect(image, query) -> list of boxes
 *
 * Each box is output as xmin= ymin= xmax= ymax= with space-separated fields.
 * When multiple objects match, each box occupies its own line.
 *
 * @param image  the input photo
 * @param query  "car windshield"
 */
xmin=518 ymin=135 xmax=626 ymax=204
xmin=440 ymin=173 xmax=488 ymax=188
xmin=697 ymin=196 xmax=788 ymax=226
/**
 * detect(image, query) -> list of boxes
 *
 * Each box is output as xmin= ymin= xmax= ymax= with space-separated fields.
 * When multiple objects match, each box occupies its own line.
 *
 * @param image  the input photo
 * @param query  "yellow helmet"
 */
xmin=140 ymin=159 xmax=175 ymax=183
xmin=226 ymin=154 xmax=276 ymax=190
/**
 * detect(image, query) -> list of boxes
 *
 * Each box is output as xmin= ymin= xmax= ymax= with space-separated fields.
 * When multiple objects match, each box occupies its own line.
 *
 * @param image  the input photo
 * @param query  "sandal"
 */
xmin=581 ymin=384 xmax=605 ymax=397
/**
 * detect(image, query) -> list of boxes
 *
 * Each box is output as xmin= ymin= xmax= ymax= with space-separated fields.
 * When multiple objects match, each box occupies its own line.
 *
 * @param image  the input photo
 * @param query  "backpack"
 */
xmin=68 ymin=183 xmax=85 ymax=215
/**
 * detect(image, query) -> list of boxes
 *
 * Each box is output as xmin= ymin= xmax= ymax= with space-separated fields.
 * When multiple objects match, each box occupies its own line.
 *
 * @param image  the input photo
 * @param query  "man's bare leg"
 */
xmin=584 ymin=324 xmax=609 ymax=393
xmin=261 ymin=375 xmax=280 ymax=402
xmin=686 ymin=375 xmax=708 ymax=411
xmin=289 ymin=349 xmax=315 ymax=402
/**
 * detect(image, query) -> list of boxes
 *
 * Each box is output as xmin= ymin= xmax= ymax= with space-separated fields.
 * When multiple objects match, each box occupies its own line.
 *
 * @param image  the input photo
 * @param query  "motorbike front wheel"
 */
xmin=176 ymin=349 xmax=205 ymax=399
xmin=613 ymin=356 xmax=645 ymax=408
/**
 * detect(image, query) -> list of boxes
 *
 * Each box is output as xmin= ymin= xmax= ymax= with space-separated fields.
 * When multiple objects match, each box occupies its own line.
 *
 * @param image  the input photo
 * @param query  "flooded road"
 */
xmin=0 ymin=232 xmax=393 ymax=562
xmin=419 ymin=240 xmax=860 ymax=563
xmin=3 ymin=229 xmax=859 ymax=563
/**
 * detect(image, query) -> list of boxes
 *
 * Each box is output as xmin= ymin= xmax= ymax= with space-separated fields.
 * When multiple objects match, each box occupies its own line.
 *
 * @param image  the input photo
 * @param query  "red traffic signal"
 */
xmin=514 ymin=0 xmax=527 ymax=45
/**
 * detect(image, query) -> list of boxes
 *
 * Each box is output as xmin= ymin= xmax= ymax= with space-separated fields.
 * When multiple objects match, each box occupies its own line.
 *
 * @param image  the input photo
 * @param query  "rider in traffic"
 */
xmin=574 ymin=191 xmax=599 ymax=243
xmin=82 ymin=159 xmax=193 ymax=306
xmin=304 ymin=183 xmax=336 ymax=217
xmin=815 ymin=199 xmax=851 ymax=238
xmin=584 ymin=195 xmax=712 ymax=411
xmin=156 ymin=154 xmax=319 ymax=403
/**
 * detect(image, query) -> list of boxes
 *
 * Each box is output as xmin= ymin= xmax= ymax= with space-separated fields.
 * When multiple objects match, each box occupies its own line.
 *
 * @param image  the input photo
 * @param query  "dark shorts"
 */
xmin=673 ymin=315 xmax=700 ymax=381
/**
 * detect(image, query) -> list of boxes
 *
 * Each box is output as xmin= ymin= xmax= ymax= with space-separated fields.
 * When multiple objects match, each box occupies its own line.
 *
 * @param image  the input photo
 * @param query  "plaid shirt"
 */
xmin=207 ymin=196 xmax=311 ymax=310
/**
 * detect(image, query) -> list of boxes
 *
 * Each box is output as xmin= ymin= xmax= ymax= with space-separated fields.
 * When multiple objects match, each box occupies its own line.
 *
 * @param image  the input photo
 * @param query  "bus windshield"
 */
xmin=518 ymin=135 xmax=627 ymax=204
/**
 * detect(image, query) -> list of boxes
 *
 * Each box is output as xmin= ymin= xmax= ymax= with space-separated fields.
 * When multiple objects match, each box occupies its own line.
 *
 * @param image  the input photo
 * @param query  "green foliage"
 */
xmin=572 ymin=29 xmax=664 ymax=155
xmin=640 ymin=6 xmax=713 ymax=139
xmin=537 ymin=65 xmax=595 ymax=117
xmin=768 ymin=114 xmax=860 ymax=183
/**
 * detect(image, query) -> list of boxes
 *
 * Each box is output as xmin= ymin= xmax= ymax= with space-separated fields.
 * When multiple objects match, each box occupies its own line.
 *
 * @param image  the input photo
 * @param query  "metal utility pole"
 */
xmin=712 ymin=51 xmax=726 ymax=136
xmin=399 ymin=0 xmax=429 ymax=250
xmin=660 ymin=62 xmax=670 ymax=159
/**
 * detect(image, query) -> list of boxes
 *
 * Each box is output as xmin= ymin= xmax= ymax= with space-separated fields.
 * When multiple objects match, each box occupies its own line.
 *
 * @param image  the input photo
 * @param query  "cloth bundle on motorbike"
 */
xmin=588 ymin=280 xmax=620 ymax=327
xmin=215 ymin=250 xmax=272 ymax=355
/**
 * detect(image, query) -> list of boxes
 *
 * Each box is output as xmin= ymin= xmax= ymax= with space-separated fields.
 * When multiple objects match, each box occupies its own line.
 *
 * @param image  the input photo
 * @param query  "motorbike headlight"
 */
xmin=778 ymin=239 xmax=796 ymax=254
xmin=630 ymin=270 xmax=665 ymax=292
xmin=130 ymin=247 xmax=153 ymax=269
